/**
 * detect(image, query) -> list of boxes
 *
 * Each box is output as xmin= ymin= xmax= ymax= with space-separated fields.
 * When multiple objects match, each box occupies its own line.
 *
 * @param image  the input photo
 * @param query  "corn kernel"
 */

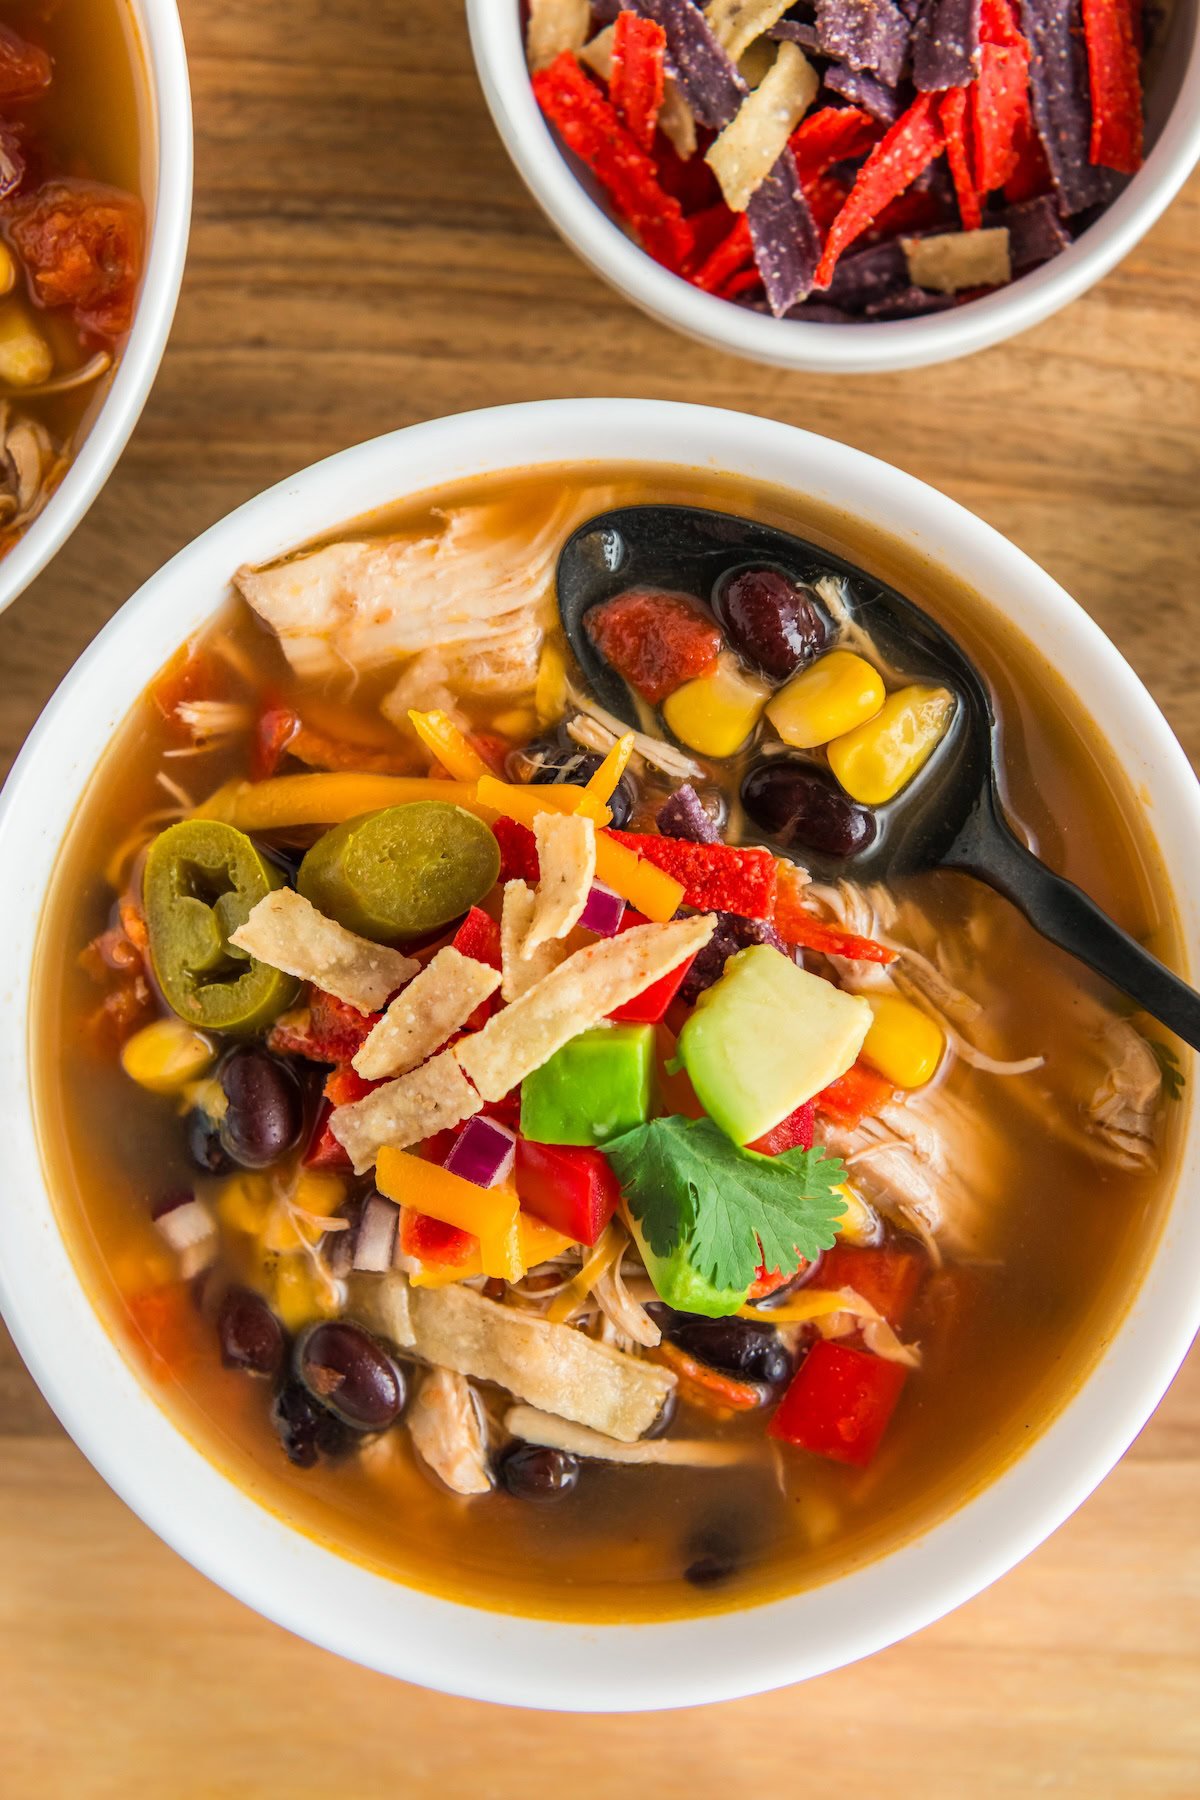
xmin=535 ymin=640 xmax=568 ymax=728
xmin=662 ymin=655 xmax=771 ymax=758
xmin=216 ymin=1172 xmax=273 ymax=1236
xmin=491 ymin=707 xmax=538 ymax=741
xmin=0 ymin=244 xmax=15 ymax=297
xmin=271 ymin=1256 xmax=339 ymax=1333
xmin=765 ymin=650 xmax=885 ymax=750
xmin=120 ymin=1018 xmax=216 ymax=1094
xmin=827 ymin=684 xmax=955 ymax=806
xmin=833 ymin=1182 xmax=881 ymax=1247
xmin=861 ymin=994 xmax=944 ymax=1089
xmin=0 ymin=299 xmax=53 ymax=387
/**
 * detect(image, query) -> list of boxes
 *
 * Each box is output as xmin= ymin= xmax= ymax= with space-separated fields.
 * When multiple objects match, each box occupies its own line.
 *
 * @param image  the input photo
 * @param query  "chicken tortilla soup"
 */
xmin=32 ymin=465 xmax=1185 ymax=1621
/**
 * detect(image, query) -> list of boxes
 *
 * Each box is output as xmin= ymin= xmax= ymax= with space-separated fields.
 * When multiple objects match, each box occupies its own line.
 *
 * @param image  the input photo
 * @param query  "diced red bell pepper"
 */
xmin=609 ymin=9 xmax=666 ymax=151
xmin=607 ymin=832 xmax=776 ymax=920
xmin=270 ymin=989 xmax=380 ymax=1063
xmin=608 ymin=908 xmax=699 ymax=1023
xmin=940 ymin=89 xmax=982 ymax=229
xmin=747 ymin=1097 xmax=816 ymax=1157
xmin=532 ymin=53 xmax=693 ymax=270
xmin=584 ymin=588 xmax=723 ymax=705
xmin=790 ymin=105 xmax=881 ymax=180
xmin=815 ymin=1059 xmax=896 ymax=1128
xmin=769 ymin=1340 xmax=907 ymax=1466
xmin=813 ymin=94 xmax=945 ymax=289
xmin=399 ymin=1208 xmax=479 ymax=1269
xmin=302 ymin=1063 xmax=386 ymax=1169
xmin=491 ymin=814 xmax=540 ymax=885
xmin=818 ymin=1243 xmax=924 ymax=1329
xmin=1082 ymin=0 xmax=1143 ymax=174
xmin=451 ymin=905 xmax=503 ymax=970
xmin=514 ymin=1139 xmax=620 ymax=1246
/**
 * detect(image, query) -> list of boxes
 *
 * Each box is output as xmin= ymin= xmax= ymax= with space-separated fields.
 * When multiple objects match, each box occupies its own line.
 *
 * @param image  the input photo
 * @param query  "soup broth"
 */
xmin=32 ymin=464 xmax=1184 ymax=1621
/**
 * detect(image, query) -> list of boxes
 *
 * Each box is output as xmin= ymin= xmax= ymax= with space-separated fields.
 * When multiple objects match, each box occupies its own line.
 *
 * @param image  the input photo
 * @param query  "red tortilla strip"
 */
xmin=971 ymin=0 xmax=1033 ymax=193
xmin=610 ymin=10 xmax=667 ymax=149
xmin=940 ymin=88 xmax=982 ymax=227
xmin=689 ymin=212 xmax=754 ymax=291
xmin=813 ymin=93 xmax=945 ymax=288
xmin=789 ymin=104 xmax=882 ymax=179
xmin=1081 ymin=0 xmax=1143 ymax=174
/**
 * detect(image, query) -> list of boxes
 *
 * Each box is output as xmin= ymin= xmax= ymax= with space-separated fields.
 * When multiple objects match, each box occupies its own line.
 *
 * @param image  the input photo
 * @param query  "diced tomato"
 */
xmin=452 ymin=906 xmax=503 ymax=970
xmin=123 ymin=1283 xmax=199 ymax=1380
xmin=818 ymin=1243 xmax=923 ymax=1329
xmin=584 ymin=588 xmax=723 ymax=704
xmin=301 ymin=1102 xmax=350 ymax=1170
xmin=0 ymin=24 xmax=52 ymax=102
xmin=607 ymin=908 xmax=698 ymax=1023
xmin=252 ymin=704 xmax=299 ymax=779
xmin=270 ymin=990 xmax=380 ymax=1063
xmin=608 ymin=832 xmax=777 ymax=920
xmin=514 ymin=1139 xmax=620 ymax=1246
xmin=815 ymin=1060 xmax=895 ymax=1128
xmin=491 ymin=814 xmax=540 ymax=884
xmin=747 ymin=1098 xmax=815 ymax=1157
xmin=9 ymin=179 xmax=144 ymax=339
xmin=85 ymin=975 xmax=155 ymax=1051
xmin=769 ymin=1340 xmax=907 ymax=1466
xmin=399 ymin=1208 xmax=478 ymax=1268
xmin=149 ymin=645 xmax=223 ymax=723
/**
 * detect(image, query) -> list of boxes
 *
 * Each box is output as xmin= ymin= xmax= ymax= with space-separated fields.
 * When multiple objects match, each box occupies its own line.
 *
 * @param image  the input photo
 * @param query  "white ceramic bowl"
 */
xmin=1 ymin=401 xmax=1197 ymax=1710
xmin=0 ymin=0 xmax=192 ymax=617
xmin=467 ymin=2 xmax=1200 ymax=372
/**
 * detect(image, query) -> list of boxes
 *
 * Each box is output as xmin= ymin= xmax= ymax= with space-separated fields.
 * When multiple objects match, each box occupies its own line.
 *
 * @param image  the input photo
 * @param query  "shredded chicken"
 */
xmin=591 ymin=1260 xmax=662 ymax=1350
xmin=408 ymin=1367 xmax=492 ymax=1496
xmin=1084 ymin=1018 xmax=1164 ymax=1169
xmin=565 ymin=684 xmax=704 ymax=781
xmin=0 ymin=403 xmax=66 ymax=538
xmin=504 ymin=1406 xmax=743 ymax=1467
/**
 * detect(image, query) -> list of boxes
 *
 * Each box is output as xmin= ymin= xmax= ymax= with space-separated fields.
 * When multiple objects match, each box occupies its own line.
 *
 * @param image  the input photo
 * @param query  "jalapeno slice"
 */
xmin=143 ymin=820 xmax=298 ymax=1035
xmin=298 ymin=802 xmax=501 ymax=942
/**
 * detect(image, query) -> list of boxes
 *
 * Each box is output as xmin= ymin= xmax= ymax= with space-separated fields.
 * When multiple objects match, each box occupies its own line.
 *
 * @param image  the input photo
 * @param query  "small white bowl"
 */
xmin=0 ymin=0 xmax=192 ymax=617
xmin=0 ymin=401 xmax=1197 ymax=1710
xmin=467 ymin=1 xmax=1200 ymax=372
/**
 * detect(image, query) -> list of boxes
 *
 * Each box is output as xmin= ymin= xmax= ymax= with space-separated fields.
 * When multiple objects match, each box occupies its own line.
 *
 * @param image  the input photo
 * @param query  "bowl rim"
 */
xmin=466 ymin=0 xmax=1200 ymax=374
xmin=0 ymin=399 xmax=1197 ymax=1711
xmin=0 ymin=0 xmax=193 ymax=616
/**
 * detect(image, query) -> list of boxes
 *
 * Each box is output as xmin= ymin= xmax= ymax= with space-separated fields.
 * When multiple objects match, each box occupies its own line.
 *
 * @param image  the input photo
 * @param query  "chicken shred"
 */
xmin=408 ymin=1367 xmax=492 ymax=1496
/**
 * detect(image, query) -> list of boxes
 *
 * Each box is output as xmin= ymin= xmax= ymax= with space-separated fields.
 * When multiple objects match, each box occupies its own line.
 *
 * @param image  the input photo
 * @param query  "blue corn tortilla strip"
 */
xmin=680 ymin=911 xmax=787 ymax=1004
xmin=982 ymin=195 xmax=1072 ymax=268
xmin=656 ymin=784 xmax=722 ymax=844
xmin=823 ymin=60 xmax=902 ymax=121
xmin=1018 ymin=0 xmax=1114 ymax=216
xmin=865 ymin=284 xmax=958 ymax=316
xmin=826 ymin=238 xmax=909 ymax=307
xmin=816 ymin=0 xmax=912 ymax=86
xmin=628 ymin=0 xmax=748 ymax=128
xmin=768 ymin=18 xmax=824 ymax=50
xmin=911 ymin=0 xmax=981 ymax=88
xmin=746 ymin=148 xmax=822 ymax=316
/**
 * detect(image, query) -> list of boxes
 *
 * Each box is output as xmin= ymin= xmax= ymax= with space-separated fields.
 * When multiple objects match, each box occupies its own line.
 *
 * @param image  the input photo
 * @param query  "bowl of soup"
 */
xmin=0 ymin=0 xmax=190 ymax=614
xmin=0 ymin=400 xmax=1196 ymax=1709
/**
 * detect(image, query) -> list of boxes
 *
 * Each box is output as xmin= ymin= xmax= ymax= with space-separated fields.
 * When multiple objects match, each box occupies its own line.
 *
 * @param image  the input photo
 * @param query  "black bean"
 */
xmin=218 ymin=1046 xmax=304 ymax=1170
xmin=271 ymin=1380 xmax=349 ymax=1467
xmin=742 ymin=760 xmax=877 ymax=859
xmin=295 ymin=1320 xmax=405 ymax=1431
xmin=497 ymin=1442 xmax=580 ymax=1501
xmin=664 ymin=1314 xmax=792 ymax=1387
xmin=218 ymin=1287 xmax=286 ymax=1378
xmin=527 ymin=743 xmax=637 ymax=829
xmin=683 ymin=1521 xmax=743 ymax=1588
xmin=715 ymin=567 xmax=827 ymax=680
xmin=184 ymin=1106 xmax=233 ymax=1175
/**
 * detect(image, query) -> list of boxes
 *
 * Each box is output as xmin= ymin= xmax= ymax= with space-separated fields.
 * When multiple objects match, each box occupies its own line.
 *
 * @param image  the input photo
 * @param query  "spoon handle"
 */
xmin=949 ymin=800 xmax=1200 ymax=1052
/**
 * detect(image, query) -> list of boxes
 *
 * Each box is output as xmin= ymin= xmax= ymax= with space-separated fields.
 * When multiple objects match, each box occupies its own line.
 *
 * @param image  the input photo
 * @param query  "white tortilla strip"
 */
xmin=505 ymin=1405 xmax=745 ymax=1466
xmin=456 ymin=913 xmax=717 ymax=1104
xmin=329 ymin=1049 xmax=481 ymax=1175
xmin=659 ymin=79 xmax=698 ymax=158
xmin=706 ymin=0 xmax=793 ymax=61
xmin=344 ymin=1271 xmax=415 ymax=1348
xmin=500 ymin=880 xmax=569 ymax=1002
xmin=524 ymin=811 xmax=596 ymax=959
xmin=704 ymin=40 xmax=817 ymax=212
xmin=409 ymin=1284 xmax=674 ymax=1442
xmin=228 ymin=888 xmax=417 ymax=1014
xmin=903 ymin=228 xmax=1011 ymax=294
xmin=579 ymin=22 xmax=615 ymax=79
xmin=352 ymin=946 xmax=500 ymax=1080
xmin=526 ymin=0 xmax=590 ymax=69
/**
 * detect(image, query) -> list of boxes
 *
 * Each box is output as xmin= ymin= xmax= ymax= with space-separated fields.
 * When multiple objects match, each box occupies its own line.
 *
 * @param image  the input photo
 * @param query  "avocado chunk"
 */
xmin=677 ymin=945 xmax=871 ymax=1146
xmin=631 ymin=1222 xmax=748 ymax=1319
xmin=519 ymin=1023 xmax=656 ymax=1147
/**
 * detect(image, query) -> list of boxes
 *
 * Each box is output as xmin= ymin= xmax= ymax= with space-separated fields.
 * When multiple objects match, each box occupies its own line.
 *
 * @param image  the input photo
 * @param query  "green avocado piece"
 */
xmin=520 ymin=1023 xmax=656 ymax=1147
xmin=677 ymin=944 xmax=872 ymax=1145
xmin=631 ymin=1220 xmax=748 ymax=1319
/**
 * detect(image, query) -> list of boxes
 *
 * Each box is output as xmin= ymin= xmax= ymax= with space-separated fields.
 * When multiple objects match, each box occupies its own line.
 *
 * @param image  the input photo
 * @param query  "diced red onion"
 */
xmin=443 ymin=1116 xmax=516 ymax=1189
xmin=354 ymin=1192 xmax=400 ymax=1272
xmin=154 ymin=1195 xmax=218 ymax=1279
xmin=579 ymin=880 xmax=627 ymax=938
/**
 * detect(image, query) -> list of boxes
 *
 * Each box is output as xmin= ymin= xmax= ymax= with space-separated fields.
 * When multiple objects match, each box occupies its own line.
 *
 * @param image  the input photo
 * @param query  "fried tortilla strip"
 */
xmin=504 ymin=1405 xmax=744 ymax=1465
xmin=229 ymin=888 xmax=418 ymax=1013
xmin=524 ymin=811 xmax=596 ymax=959
xmin=706 ymin=0 xmax=793 ymax=62
xmin=903 ymin=228 xmax=1011 ymax=294
xmin=352 ymin=946 xmax=500 ymax=1080
xmin=344 ymin=1271 xmax=415 ymax=1347
xmin=704 ymin=40 xmax=818 ymax=211
xmin=526 ymin=0 xmax=590 ymax=68
xmin=330 ymin=1049 xmax=481 ymax=1175
xmin=500 ymin=879 xmax=569 ymax=1002
xmin=457 ymin=913 xmax=717 ymax=1103
xmin=409 ymin=1284 xmax=675 ymax=1442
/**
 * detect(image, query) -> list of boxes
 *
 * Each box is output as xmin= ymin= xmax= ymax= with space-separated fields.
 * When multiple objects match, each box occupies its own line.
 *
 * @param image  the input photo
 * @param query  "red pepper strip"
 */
xmin=790 ymin=105 xmax=881 ymax=181
xmin=514 ymin=1139 xmax=620 ymax=1246
xmin=532 ymin=52 xmax=692 ymax=270
xmin=655 ymin=1341 xmax=763 ymax=1414
xmin=491 ymin=814 xmax=540 ymax=885
xmin=607 ymin=831 xmax=777 ymax=919
xmin=769 ymin=1340 xmax=907 ymax=1465
xmin=815 ymin=1059 xmax=896 ymax=1128
xmin=813 ymin=94 xmax=945 ymax=290
xmin=747 ymin=1097 xmax=816 ymax=1157
xmin=1082 ymin=0 xmax=1143 ymax=174
xmin=940 ymin=89 xmax=983 ymax=229
xmin=609 ymin=10 xmax=666 ymax=151
xmin=689 ymin=213 xmax=753 ymax=293
xmin=818 ymin=1244 xmax=924 ymax=1330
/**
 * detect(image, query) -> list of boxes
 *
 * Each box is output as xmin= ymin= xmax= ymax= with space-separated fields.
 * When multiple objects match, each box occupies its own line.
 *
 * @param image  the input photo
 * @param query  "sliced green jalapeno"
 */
xmin=143 ymin=820 xmax=298 ymax=1034
xmin=298 ymin=802 xmax=500 ymax=942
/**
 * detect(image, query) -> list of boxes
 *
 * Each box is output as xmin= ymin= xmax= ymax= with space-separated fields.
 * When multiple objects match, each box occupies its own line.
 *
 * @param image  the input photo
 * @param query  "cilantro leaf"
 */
xmin=605 ymin=1115 xmax=847 ymax=1294
xmin=1149 ymin=1039 xmax=1186 ymax=1102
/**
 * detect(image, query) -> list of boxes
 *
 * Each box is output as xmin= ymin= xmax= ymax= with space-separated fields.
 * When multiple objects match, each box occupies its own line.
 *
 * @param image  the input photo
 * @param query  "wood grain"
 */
xmin=1 ymin=1 xmax=1197 ymax=1791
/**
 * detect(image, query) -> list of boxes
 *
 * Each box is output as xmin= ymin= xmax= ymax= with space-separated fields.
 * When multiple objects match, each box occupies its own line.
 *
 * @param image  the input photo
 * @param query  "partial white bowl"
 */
xmin=0 ymin=0 xmax=192 ymax=616
xmin=0 ymin=401 xmax=1197 ymax=1710
xmin=467 ymin=2 xmax=1200 ymax=372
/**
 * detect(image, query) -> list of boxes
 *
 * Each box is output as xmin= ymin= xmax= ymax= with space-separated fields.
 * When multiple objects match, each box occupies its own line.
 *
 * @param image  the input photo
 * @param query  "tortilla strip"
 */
xmin=580 ymin=21 xmax=615 ymax=77
xmin=504 ymin=1405 xmax=745 ymax=1465
xmin=525 ymin=811 xmax=596 ymax=958
xmin=500 ymin=880 xmax=568 ymax=1002
xmin=456 ymin=913 xmax=717 ymax=1103
xmin=229 ymin=889 xmax=418 ymax=1014
xmin=329 ymin=1049 xmax=481 ymax=1175
xmin=659 ymin=78 xmax=699 ymax=156
xmin=706 ymin=0 xmax=794 ymax=63
xmin=903 ymin=227 xmax=1011 ymax=293
xmin=409 ymin=1284 xmax=675 ymax=1442
xmin=352 ymin=946 xmax=500 ymax=1080
xmin=345 ymin=1271 xmax=415 ymax=1348
xmin=526 ymin=0 xmax=590 ymax=68
xmin=704 ymin=40 xmax=818 ymax=211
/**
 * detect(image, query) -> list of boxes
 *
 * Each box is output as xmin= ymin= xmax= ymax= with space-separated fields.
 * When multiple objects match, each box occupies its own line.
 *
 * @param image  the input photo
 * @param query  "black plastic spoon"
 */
xmin=557 ymin=504 xmax=1200 ymax=1051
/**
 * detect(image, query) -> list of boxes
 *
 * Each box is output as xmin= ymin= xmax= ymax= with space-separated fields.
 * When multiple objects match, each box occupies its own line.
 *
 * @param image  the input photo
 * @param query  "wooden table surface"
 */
xmin=1 ymin=2 xmax=1197 ymax=1792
